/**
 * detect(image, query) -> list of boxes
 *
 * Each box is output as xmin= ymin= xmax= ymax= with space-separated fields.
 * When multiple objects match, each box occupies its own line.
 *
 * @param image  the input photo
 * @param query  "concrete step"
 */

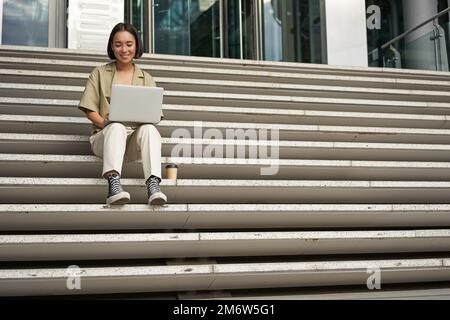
xmin=1 ymin=49 xmax=450 ymax=87
xmin=0 ymin=114 xmax=450 ymax=144
xmin=2 ymin=98 xmax=450 ymax=129
xmin=1 ymin=257 xmax=449 ymax=297
xmin=3 ymin=133 xmax=450 ymax=161
xmin=2 ymin=114 xmax=450 ymax=144
xmin=0 ymin=133 xmax=91 ymax=155
xmin=2 ymin=204 xmax=450 ymax=231
xmin=2 ymin=45 xmax=450 ymax=298
xmin=3 ymin=178 xmax=450 ymax=204
xmin=2 ymin=69 xmax=450 ymax=103
xmin=158 ymin=78 xmax=450 ymax=103
xmin=2 ymin=83 xmax=450 ymax=115
xmin=0 ymin=98 xmax=80 ymax=117
xmin=1 ymin=229 xmax=450 ymax=262
xmin=3 ymin=154 xmax=450 ymax=181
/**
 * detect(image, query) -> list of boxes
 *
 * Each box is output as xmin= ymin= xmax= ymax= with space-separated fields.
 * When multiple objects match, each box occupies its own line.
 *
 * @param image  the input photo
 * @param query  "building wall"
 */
xmin=68 ymin=0 xmax=124 ymax=51
xmin=322 ymin=0 xmax=369 ymax=67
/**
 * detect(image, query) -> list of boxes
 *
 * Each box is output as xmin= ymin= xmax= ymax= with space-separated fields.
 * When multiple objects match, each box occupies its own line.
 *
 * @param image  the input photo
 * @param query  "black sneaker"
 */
xmin=106 ymin=174 xmax=130 ymax=205
xmin=146 ymin=176 xmax=167 ymax=205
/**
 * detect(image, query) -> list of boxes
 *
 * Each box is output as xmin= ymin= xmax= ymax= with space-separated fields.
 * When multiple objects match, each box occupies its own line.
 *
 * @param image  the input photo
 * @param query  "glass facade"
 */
xmin=366 ymin=0 xmax=450 ymax=71
xmin=152 ymin=0 xmax=322 ymax=62
xmin=1 ymin=0 xmax=449 ymax=71
xmin=153 ymin=0 xmax=221 ymax=58
xmin=2 ymin=0 xmax=49 ymax=46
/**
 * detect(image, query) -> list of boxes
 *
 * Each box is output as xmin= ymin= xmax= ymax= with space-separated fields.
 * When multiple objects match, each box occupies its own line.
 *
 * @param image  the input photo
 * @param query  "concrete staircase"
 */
xmin=1 ymin=45 xmax=450 ymax=298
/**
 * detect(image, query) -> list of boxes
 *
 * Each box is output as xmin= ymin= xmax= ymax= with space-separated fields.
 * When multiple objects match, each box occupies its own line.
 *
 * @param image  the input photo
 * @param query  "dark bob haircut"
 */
xmin=107 ymin=22 xmax=144 ymax=60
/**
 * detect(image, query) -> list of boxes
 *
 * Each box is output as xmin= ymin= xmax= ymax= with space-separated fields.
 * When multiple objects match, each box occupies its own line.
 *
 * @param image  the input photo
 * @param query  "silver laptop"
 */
xmin=108 ymin=85 xmax=164 ymax=124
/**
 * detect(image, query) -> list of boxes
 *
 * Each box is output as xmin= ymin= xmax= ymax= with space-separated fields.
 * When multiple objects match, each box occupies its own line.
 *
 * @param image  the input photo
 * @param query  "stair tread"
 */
xmin=5 ymin=177 xmax=450 ymax=186
xmin=3 ymin=69 xmax=450 ymax=98
xmin=2 ymin=82 xmax=450 ymax=106
xmin=1 ymin=258 xmax=449 ymax=278
xmin=3 ymin=203 xmax=450 ymax=212
xmin=2 ymin=97 xmax=450 ymax=123
xmin=3 ymin=114 xmax=450 ymax=134
xmin=1 ymin=229 xmax=450 ymax=243
xmin=4 ymin=153 xmax=450 ymax=167
xmin=3 ymin=132 xmax=450 ymax=150
xmin=2 ymin=53 xmax=450 ymax=83
xmin=1 ymin=230 xmax=449 ymax=262
xmin=1 ymin=203 xmax=449 ymax=231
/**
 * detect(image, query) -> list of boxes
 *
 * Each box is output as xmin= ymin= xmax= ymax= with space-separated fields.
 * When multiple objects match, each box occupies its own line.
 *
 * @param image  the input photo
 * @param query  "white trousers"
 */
xmin=90 ymin=122 xmax=162 ymax=181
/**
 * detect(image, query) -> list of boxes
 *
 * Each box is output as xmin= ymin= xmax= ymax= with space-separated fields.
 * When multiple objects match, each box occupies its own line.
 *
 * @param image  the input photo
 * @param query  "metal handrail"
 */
xmin=381 ymin=6 xmax=450 ymax=49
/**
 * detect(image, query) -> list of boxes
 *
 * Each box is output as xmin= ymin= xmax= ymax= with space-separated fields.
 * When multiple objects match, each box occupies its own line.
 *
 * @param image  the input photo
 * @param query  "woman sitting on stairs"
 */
xmin=78 ymin=22 xmax=167 ymax=206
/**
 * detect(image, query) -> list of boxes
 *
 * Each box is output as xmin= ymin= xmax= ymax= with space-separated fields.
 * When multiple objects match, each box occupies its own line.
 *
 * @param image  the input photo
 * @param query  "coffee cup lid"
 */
xmin=166 ymin=164 xmax=178 ymax=168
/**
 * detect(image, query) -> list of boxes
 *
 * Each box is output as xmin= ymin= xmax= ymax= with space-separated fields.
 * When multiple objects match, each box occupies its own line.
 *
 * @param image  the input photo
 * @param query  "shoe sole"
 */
xmin=107 ymin=192 xmax=131 ymax=206
xmin=148 ymin=192 xmax=167 ymax=206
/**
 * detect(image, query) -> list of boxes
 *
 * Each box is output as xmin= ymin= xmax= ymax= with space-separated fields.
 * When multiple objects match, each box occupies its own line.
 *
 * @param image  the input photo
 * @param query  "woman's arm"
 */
xmin=84 ymin=109 xmax=107 ymax=129
xmin=79 ymin=68 xmax=103 ymax=128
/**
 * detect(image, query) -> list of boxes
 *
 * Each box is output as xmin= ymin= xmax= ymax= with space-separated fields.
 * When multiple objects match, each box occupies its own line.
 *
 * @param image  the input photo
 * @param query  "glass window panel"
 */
xmin=132 ymin=0 xmax=144 ymax=32
xmin=154 ymin=0 xmax=221 ymax=57
xmin=190 ymin=0 xmax=221 ymax=57
xmin=366 ymin=0 xmax=404 ymax=67
xmin=154 ymin=0 xmax=190 ymax=55
xmin=242 ymin=0 xmax=256 ymax=60
xmin=261 ymin=0 xmax=322 ymax=63
xmin=225 ymin=0 xmax=241 ymax=59
xmin=2 ymin=0 xmax=49 ymax=46
xmin=366 ymin=0 xmax=449 ymax=71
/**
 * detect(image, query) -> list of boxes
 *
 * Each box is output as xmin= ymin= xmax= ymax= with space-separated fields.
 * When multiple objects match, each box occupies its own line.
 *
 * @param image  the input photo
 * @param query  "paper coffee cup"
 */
xmin=166 ymin=164 xmax=178 ymax=180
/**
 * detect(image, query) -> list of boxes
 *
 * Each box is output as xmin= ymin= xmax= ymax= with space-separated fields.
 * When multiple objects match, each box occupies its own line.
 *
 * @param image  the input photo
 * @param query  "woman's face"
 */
xmin=111 ymin=30 xmax=136 ymax=65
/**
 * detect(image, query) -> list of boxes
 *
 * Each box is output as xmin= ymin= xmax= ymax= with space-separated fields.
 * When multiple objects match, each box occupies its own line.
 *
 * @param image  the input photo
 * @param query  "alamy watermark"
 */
xmin=66 ymin=265 xmax=83 ymax=290
xmin=171 ymin=121 xmax=280 ymax=176
xmin=366 ymin=266 xmax=382 ymax=290
xmin=367 ymin=5 xmax=381 ymax=30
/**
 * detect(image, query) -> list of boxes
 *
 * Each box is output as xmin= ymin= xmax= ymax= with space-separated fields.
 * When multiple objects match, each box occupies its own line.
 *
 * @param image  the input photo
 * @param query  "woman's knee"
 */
xmin=104 ymin=122 xmax=127 ymax=136
xmin=139 ymin=124 xmax=160 ymax=137
xmin=107 ymin=122 xmax=127 ymax=131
